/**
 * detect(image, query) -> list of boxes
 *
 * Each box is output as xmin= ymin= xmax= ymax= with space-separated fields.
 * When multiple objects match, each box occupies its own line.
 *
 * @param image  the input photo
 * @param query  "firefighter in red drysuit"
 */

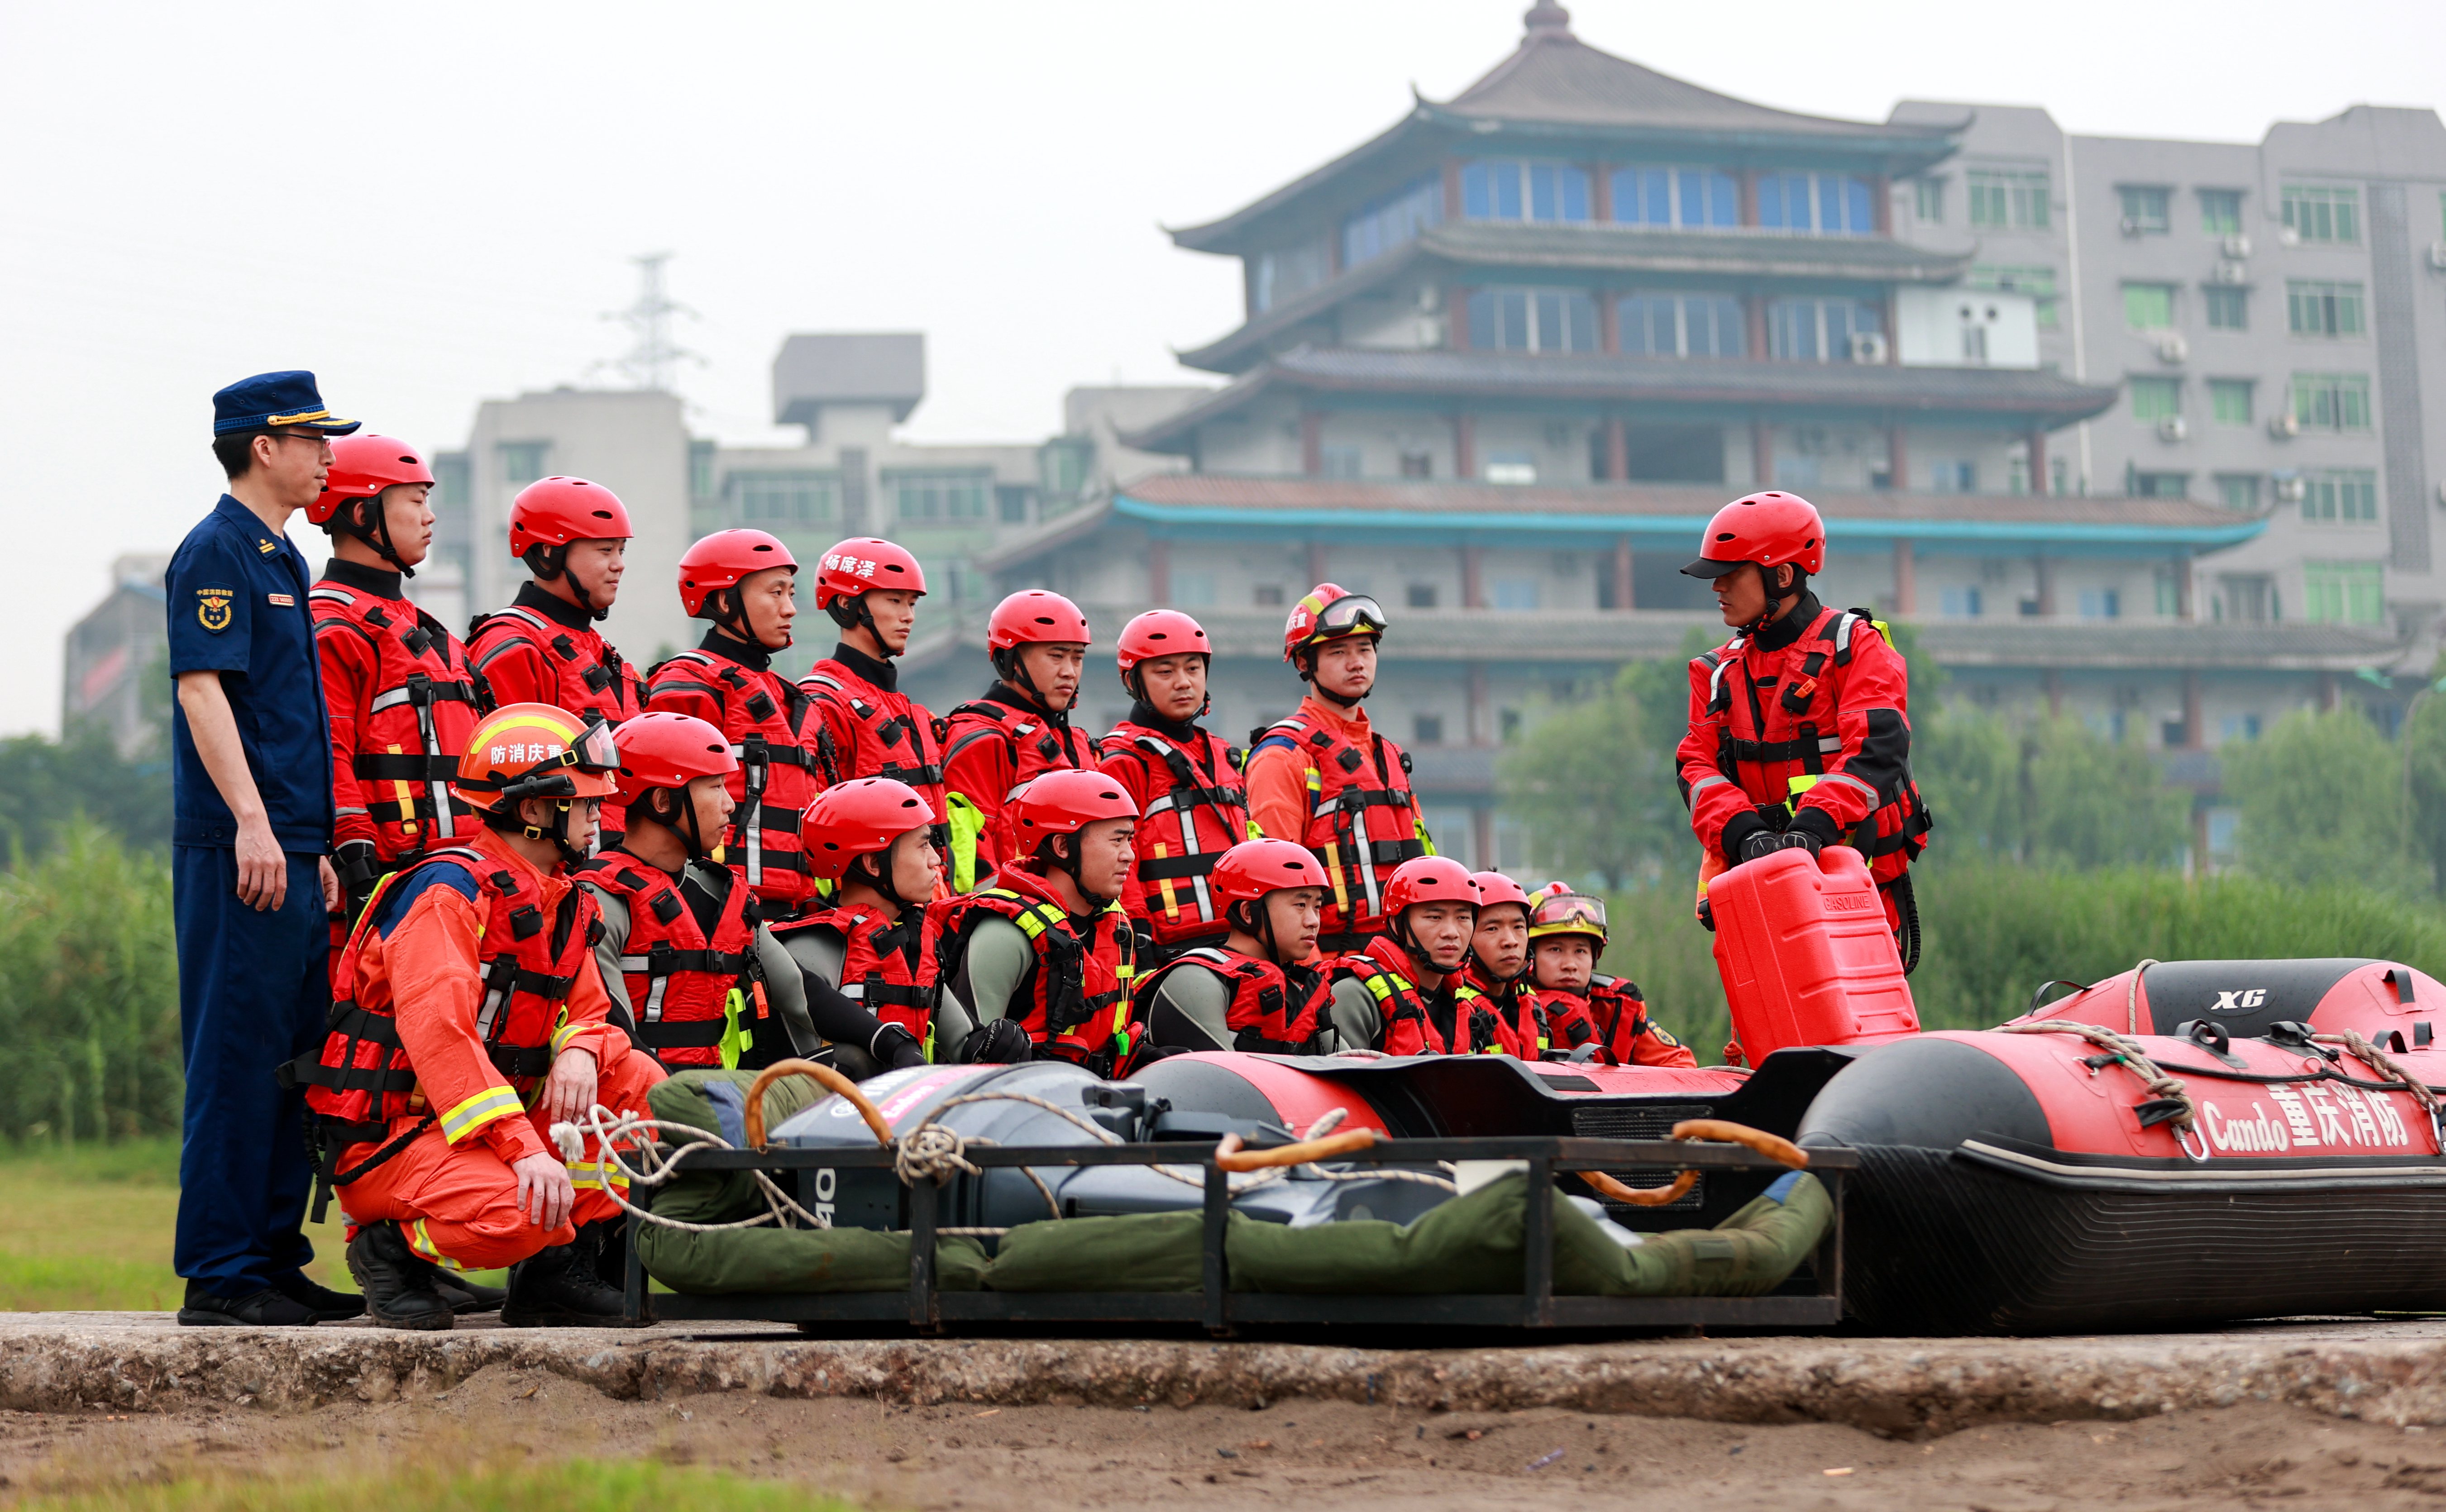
xmin=1322 ymin=856 xmax=1506 ymax=1056
xmin=934 ymin=769 xmax=1138 ymax=1074
xmin=285 ymin=705 xmax=664 ymax=1331
xmin=575 ymin=711 xmax=826 ymax=1074
xmin=940 ymin=591 xmax=1102 ymax=892
xmin=1243 ymin=585 xmax=1432 ymax=954
xmin=1519 ymin=884 xmax=1695 ymax=1068
xmin=1130 ymin=838 xmax=1337 ymax=1062
xmin=800 ymin=538 xmax=946 ymax=820
xmin=646 ymin=530 xmax=825 ymax=919
xmin=465 ymin=477 xmax=645 ymax=842
xmin=1098 ymin=611 xmax=1250 ymax=964
xmin=769 ymin=778 xmax=994 ymax=1073
xmin=1462 ymin=871 xmax=1539 ymax=1052
xmin=307 ymin=435 xmax=481 ymax=923
xmin=1675 ymin=491 xmax=1930 ymax=963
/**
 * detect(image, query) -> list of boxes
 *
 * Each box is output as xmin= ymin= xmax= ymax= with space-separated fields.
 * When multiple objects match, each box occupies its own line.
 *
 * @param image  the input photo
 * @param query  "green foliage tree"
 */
xmin=2224 ymin=706 xmax=2422 ymax=895
xmin=0 ymin=724 xmax=172 ymax=865
xmin=1496 ymin=659 xmax=1694 ymax=888
xmin=0 ymin=820 xmax=182 ymax=1140
xmin=2404 ymin=680 xmax=2446 ymax=896
xmin=1914 ymin=709 xmax=2187 ymax=869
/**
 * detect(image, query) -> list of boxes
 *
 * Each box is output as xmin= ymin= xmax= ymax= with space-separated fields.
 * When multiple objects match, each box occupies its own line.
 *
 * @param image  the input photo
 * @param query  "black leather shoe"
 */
xmin=500 ymin=1238 xmax=644 ymax=1328
xmin=270 ymin=1271 xmax=366 ymax=1322
xmin=430 ymin=1274 xmax=507 ymax=1315
xmin=176 ymin=1282 xmax=320 ymax=1328
xmin=345 ymin=1222 xmax=455 ymax=1331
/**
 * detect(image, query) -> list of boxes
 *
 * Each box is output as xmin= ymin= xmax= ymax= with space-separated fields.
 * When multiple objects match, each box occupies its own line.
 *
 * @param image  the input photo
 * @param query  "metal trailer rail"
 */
xmin=621 ymin=1135 xmax=1855 ymax=1335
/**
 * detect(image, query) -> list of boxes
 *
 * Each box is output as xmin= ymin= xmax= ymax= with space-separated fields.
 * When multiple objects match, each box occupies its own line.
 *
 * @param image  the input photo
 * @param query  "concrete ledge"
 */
xmin=10 ymin=1313 xmax=2446 ymax=1435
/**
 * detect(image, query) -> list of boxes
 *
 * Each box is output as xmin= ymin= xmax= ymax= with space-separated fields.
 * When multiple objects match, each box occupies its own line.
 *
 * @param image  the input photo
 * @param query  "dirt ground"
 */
xmin=1 ymin=1360 xmax=2443 ymax=1511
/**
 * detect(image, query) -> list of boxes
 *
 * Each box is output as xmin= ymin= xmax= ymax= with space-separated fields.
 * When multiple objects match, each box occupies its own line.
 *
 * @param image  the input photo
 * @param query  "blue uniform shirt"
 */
xmin=167 ymin=495 xmax=333 ymax=852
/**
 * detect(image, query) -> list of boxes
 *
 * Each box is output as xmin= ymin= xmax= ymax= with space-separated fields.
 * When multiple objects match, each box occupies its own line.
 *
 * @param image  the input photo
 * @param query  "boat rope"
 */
xmin=2316 ymin=1028 xmax=2446 ymax=1153
xmin=2125 ymin=959 xmax=2159 ymax=1035
xmin=2000 ymin=1018 xmax=2209 ymax=1162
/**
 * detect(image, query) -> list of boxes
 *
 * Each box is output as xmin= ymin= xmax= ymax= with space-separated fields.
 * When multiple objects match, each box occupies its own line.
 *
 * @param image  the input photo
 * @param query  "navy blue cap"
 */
xmin=212 ymin=371 xmax=360 ymax=436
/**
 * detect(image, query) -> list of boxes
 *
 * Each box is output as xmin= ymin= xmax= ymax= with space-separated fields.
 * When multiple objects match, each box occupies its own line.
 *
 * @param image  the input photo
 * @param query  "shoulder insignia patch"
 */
xmin=196 ymin=586 xmax=235 ymax=634
xmin=257 ymin=539 xmax=278 ymax=554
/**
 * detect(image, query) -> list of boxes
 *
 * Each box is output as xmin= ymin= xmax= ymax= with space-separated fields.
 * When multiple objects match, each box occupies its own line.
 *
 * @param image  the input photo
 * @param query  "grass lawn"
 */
xmin=10 ymin=1459 xmax=850 ymax=1512
xmin=0 ymin=1138 xmax=506 ymax=1311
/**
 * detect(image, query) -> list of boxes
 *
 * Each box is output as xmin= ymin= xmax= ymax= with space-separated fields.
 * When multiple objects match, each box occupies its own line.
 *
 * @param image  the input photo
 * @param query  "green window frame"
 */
xmin=1969 ymin=263 xmax=2059 ymax=327
xmin=2286 ymin=280 xmax=2365 ymax=337
xmin=2291 ymin=372 xmax=2373 ymax=431
xmin=2118 ymin=185 xmax=2171 ymax=233
xmin=2130 ymin=377 xmax=2182 ymax=423
xmin=2123 ymin=282 xmax=2176 ymax=330
xmin=2204 ymin=286 xmax=2248 ymax=330
xmin=2200 ymin=189 xmax=2244 ymax=235
xmin=1915 ymin=176 xmax=1944 ymax=224
xmin=1968 ymin=168 xmax=2049 ymax=229
xmin=2215 ymin=474 xmax=2260 ymax=510
xmin=731 ymin=472 xmax=837 ymax=527
xmin=2209 ymin=380 xmax=2253 ymax=427
xmin=889 ymin=471 xmax=991 ymax=525
xmin=2302 ymin=469 xmax=2379 ymax=525
xmin=2282 ymin=185 xmax=2360 ymax=244
xmin=2302 ymin=561 xmax=2383 ymax=625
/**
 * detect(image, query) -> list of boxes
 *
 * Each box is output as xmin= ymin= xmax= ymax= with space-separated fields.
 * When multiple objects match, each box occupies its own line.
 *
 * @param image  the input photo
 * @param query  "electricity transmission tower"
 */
xmin=602 ymin=253 xmax=701 ymax=392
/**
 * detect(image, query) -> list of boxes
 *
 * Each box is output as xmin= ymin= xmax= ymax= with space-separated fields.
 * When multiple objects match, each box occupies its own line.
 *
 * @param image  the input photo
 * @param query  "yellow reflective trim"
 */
xmin=407 ymin=1218 xmax=466 ymax=1272
xmin=567 ymin=1162 xmax=631 ymax=1190
xmin=438 ymin=1084 xmax=524 ymax=1144
xmin=549 ymin=1019 xmax=589 ymax=1055
xmin=1304 ymin=766 xmax=1322 ymax=792
xmin=944 ymin=792 xmax=989 ymax=893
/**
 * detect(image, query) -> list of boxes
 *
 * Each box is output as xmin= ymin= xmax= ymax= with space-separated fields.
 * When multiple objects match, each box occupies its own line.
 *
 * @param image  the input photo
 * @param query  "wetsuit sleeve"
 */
xmin=578 ymin=884 xmax=634 ymax=1023
xmin=1678 ymin=653 xmax=1759 ymax=863
xmin=1241 ymin=743 xmax=1309 ymax=844
xmin=383 ymin=882 xmax=547 ymax=1165
xmin=469 ymin=629 xmax=552 ymax=709
xmin=750 ymin=925 xmax=819 ymax=1058
xmin=314 ymin=618 xmax=378 ymax=850
xmin=1326 ymin=974 xmax=1381 ymax=1053
xmin=1795 ymin=625 xmax=1910 ymax=841
xmin=767 ymin=925 xmax=892 ymax=1050
xmin=1148 ymin=966 xmax=1233 ymax=1052
xmin=959 ymin=916 xmax=1034 ymax=1025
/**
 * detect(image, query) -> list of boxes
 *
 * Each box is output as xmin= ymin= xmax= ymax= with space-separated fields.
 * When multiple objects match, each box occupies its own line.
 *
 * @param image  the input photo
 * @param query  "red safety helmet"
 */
xmin=1679 ymin=491 xmax=1825 ymax=580
xmin=1010 ymin=769 xmax=1137 ymax=844
xmin=1209 ymin=839 xmax=1329 ymax=907
xmin=1381 ymin=855 xmax=1476 ymax=918
xmin=1470 ymin=871 xmax=1532 ymax=918
xmin=1115 ymin=610 xmax=1211 ymax=676
xmin=457 ymin=703 xmax=621 ymax=813
xmin=814 ymin=537 xmax=927 ymax=611
xmin=988 ymin=590 xmax=1091 ymax=650
xmin=508 ymin=477 xmax=632 ymax=557
xmin=308 ymin=434 xmax=433 ymax=526
xmin=805 ymin=777 xmax=939 ymax=882
xmin=1283 ymin=582 xmax=1387 ymax=662
xmin=678 ymin=529 xmax=797 ymax=617
xmin=608 ymin=711 xmax=736 ymax=806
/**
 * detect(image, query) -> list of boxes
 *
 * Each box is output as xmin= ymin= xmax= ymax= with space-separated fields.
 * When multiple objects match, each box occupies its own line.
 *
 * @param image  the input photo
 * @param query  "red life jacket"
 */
xmin=310 ymin=577 xmax=482 ymax=861
xmin=466 ymin=597 xmax=643 ymax=836
xmin=1100 ymin=721 xmax=1249 ymax=951
xmin=802 ymin=658 xmax=947 ymax=810
xmin=1525 ymin=977 xmax=1695 ymax=1068
xmin=1462 ymin=959 xmax=1537 ymax=1056
xmin=1688 ymin=604 xmax=1930 ymax=884
xmin=771 ymin=902 xmax=941 ymax=1045
xmin=941 ymin=691 xmax=1102 ymax=889
xmin=575 ymin=852 xmax=761 ymax=1069
xmin=1327 ymin=936 xmax=1505 ymax=1056
xmin=646 ymin=645 xmax=825 ymax=914
xmin=1136 ymin=945 xmax=1329 ymax=1056
xmin=934 ymin=866 xmax=1136 ymax=1071
xmin=287 ymin=845 xmax=597 ymax=1135
xmin=1247 ymin=711 xmax=1427 ymax=944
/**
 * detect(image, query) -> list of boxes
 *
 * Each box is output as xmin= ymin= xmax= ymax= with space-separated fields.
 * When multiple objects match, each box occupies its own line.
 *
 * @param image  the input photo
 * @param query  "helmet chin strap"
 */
xmin=1739 ymin=564 xmax=1799 ymax=637
xmin=1298 ymin=643 xmax=1371 ymax=708
xmin=349 ymin=497 xmax=416 ymax=578
xmin=854 ymin=850 xmax=910 ymax=911
xmin=1045 ymin=835 xmax=1113 ymax=909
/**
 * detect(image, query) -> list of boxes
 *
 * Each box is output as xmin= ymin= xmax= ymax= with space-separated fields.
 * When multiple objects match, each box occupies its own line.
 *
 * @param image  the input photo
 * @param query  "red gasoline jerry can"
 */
xmin=1710 ymin=844 xmax=1918 ymax=1061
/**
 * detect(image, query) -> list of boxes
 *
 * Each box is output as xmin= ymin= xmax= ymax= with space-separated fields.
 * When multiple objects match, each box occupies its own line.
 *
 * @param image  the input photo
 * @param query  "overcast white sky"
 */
xmin=5 ymin=0 xmax=2443 ymax=736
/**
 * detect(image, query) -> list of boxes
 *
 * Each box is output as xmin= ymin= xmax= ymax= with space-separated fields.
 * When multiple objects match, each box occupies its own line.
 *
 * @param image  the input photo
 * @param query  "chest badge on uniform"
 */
xmin=196 ymin=586 xmax=235 ymax=633
xmin=267 ymin=592 xmax=295 ymax=607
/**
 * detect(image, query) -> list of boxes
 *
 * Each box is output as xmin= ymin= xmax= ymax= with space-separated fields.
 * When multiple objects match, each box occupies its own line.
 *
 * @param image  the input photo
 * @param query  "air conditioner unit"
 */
xmin=2429 ymin=241 xmax=2446 ymax=272
xmin=1415 ymin=284 xmax=1443 ymax=313
xmin=1848 ymin=331 xmax=1890 ymax=365
xmin=2222 ymin=234 xmax=2253 ymax=259
xmin=2278 ymin=224 xmax=2302 ymax=247
xmin=2157 ymin=415 xmax=2188 ymax=442
xmin=2210 ymin=260 xmax=2250 ymax=286
xmin=2274 ymin=473 xmax=2308 ymax=503
xmin=2155 ymin=332 xmax=2189 ymax=364
xmin=2269 ymin=412 xmax=2302 ymax=439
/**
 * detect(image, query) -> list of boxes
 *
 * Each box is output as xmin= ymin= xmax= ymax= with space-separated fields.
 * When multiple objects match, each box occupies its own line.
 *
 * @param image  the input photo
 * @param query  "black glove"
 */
xmin=334 ymin=839 xmax=380 ymax=920
xmin=1785 ymin=806 xmax=1841 ymax=857
xmin=1720 ymin=810 xmax=1773 ymax=867
xmin=869 ymin=1022 xmax=928 ymax=1072
xmin=956 ymin=1018 xmax=1034 ymax=1065
xmin=1737 ymin=827 xmax=1790 ymax=863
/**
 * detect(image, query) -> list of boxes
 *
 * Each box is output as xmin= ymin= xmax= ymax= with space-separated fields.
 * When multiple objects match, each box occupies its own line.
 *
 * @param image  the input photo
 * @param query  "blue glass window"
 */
xmin=1617 ymin=294 xmax=1745 ymax=357
xmin=1769 ymin=298 xmax=1881 ymax=361
xmin=1467 ymin=287 xmax=1598 ymax=352
xmin=1341 ymin=175 xmax=1443 ymax=269
xmin=1758 ymin=173 xmax=1874 ymax=235
xmin=1462 ymin=160 xmax=1589 ymax=223
xmin=1609 ymin=167 xmax=1738 ymax=228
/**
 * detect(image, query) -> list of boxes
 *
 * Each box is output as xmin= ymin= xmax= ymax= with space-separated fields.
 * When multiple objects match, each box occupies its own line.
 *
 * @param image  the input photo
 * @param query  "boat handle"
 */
xmin=1577 ymin=1118 xmax=1809 ymax=1208
xmin=1213 ymin=1128 xmax=1381 ymax=1171
xmin=744 ymin=1057 xmax=893 ymax=1149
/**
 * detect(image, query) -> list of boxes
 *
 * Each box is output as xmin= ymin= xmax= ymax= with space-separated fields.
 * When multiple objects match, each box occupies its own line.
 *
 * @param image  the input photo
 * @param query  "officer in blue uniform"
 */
xmin=169 ymin=372 xmax=364 ymax=1326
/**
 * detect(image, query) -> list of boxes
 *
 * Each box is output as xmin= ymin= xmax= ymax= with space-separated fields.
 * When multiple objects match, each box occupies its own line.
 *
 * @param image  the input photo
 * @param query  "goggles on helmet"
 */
xmin=1314 ymin=594 xmax=1387 ymax=638
xmin=1530 ymin=891 xmax=1607 ymax=933
xmin=565 ymin=717 xmax=621 ymax=773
